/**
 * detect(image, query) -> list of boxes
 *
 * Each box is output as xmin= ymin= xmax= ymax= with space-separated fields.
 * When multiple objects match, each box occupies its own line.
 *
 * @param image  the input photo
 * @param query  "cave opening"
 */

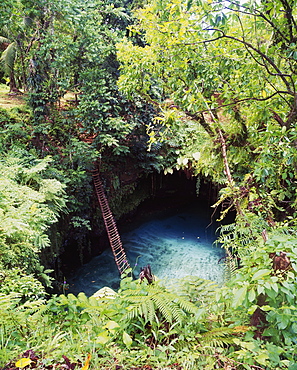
xmin=65 ymin=171 xmax=228 ymax=296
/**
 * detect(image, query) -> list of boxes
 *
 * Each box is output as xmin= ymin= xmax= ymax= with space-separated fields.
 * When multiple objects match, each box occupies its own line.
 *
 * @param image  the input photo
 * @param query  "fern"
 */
xmin=120 ymin=282 xmax=198 ymax=325
xmin=223 ymin=249 xmax=238 ymax=280
xmin=151 ymin=293 xmax=174 ymax=323
xmin=165 ymin=276 xmax=217 ymax=307
xmin=199 ymin=327 xmax=237 ymax=347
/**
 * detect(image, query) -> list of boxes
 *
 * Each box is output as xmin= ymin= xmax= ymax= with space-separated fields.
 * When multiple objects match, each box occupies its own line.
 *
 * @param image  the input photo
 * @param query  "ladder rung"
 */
xmin=93 ymin=169 xmax=130 ymax=273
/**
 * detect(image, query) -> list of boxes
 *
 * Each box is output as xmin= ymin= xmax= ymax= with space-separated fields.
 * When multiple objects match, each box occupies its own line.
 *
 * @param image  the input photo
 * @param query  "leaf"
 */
xmin=192 ymin=152 xmax=201 ymax=160
xmin=251 ymin=269 xmax=271 ymax=281
xmin=186 ymin=0 xmax=193 ymax=11
xmin=248 ymin=288 xmax=256 ymax=302
xmin=277 ymin=316 xmax=290 ymax=330
xmin=104 ymin=320 xmax=120 ymax=333
xmin=164 ymin=167 xmax=173 ymax=175
xmin=81 ymin=354 xmax=91 ymax=370
xmin=247 ymin=305 xmax=258 ymax=315
xmin=232 ymin=286 xmax=247 ymax=307
xmin=272 ymin=235 xmax=288 ymax=243
xmin=97 ymin=331 xmax=110 ymax=345
xmin=261 ymin=305 xmax=273 ymax=312
xmin=256 ymin=352 xmax=269 ymax=366
xmin=123 ymin=331 xmax=133 ymax=348
xmin=15 ymin=358 xmax=32 ymax=368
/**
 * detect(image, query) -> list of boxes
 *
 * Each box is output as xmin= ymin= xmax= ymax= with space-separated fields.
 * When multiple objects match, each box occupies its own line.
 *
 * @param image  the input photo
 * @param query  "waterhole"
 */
xmin=67 ymin=202 xmax=225 ymax=296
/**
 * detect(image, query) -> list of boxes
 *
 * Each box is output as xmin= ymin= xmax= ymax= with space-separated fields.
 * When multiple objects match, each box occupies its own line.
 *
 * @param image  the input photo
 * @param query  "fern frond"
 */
xmin=199 ymin=327 xmax=235 ymax=347
xmin=151 ymin=294 xmax=173 ymax=323
xmin=0 ymin=292 xmax=20 ymax=309
xmin=223 ymin=249 xmax=238 ymax=280
xmin=173 ymin=295 xmax=199 ymax=315
xmin=125 ymin=305 xmax=139 ymax=321
xmin=141 ymin=300 xmax=149 ymax=322
xmin=166 ymin=276 xmax=217 ymax=307
xmin=147 ymin=298 xmax=155 ymax=324
xmin=120 ymin=281 xmax=198 ymax=325
xmin=121 ymin=288 xmax=148 ymax=297
xmin=170 ymin=303 xmax=185 ymax=323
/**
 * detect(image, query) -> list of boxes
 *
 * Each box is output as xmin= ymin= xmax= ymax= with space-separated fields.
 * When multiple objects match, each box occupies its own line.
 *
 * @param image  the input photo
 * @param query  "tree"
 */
xmin=117 ymin=0 xmax=297 ymax=227
xmin=0 ymin=0 xmax=39 ymax=92
xmin=117 ymin=2 xmax=297 ymax=362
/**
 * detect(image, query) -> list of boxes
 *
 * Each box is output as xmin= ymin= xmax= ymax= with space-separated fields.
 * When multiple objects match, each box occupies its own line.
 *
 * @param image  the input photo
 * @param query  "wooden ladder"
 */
xmin=92 ymin=169 xmax=130 ymax=275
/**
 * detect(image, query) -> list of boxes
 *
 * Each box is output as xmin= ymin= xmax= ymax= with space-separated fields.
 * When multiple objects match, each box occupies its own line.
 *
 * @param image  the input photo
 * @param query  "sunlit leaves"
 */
xmin=251 ymin=269 xmax=271 ymax=281
xmin=122 ymin=331 xmax=133 ymax=348
xmin=232 ymin=285 xmax=247 ymax=308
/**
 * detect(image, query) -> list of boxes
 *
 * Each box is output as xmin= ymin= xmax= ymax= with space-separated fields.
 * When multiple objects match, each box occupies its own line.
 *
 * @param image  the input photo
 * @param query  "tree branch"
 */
xmin=279 ymin=0 xmax=297 ymax=40
xmin=183 ymin=110 xmax=214 ymax=136
xmin=193 ymin=91 xmax=294 ymax=115
xmin=205 ymin=28 xmax=293 ymax=93
xmin=224 ymin=0 xmax=291 ymax=43
xmin=218 ymin=128 xmax=244 ymax=217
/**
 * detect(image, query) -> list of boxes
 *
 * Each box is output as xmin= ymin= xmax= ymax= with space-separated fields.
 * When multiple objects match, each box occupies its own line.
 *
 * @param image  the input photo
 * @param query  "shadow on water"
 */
xmin=67 ymin=199 xmax=225 ymax=296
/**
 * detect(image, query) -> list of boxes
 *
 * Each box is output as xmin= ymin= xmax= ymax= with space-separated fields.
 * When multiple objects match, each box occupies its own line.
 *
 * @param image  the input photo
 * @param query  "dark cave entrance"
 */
xmin=64 ymin=170 xmax=227 ymax=296
xmin=119 ymin=170 xmax=220 ymax=235
xmin=60 ymin=170 xmax=223 ymax=274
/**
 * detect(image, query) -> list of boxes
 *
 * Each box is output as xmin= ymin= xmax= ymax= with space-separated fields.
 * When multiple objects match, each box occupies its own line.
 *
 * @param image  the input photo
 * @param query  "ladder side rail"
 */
xmin=92 ymin=169 xmax=130 ymax=275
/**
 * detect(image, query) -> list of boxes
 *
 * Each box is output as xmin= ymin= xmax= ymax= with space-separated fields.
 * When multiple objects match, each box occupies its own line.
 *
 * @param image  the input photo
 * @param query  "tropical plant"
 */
xmin=0 ymin=149 xmax=67 ymax=297
xmin=117 ymin=0 xmax=297 ymax=225
xmin=0 ymin=0 xmax=39 ymax=92
xmin=119 ymin=274 xmax=199 ymax=325
xmin=115 ymin=1 xmax=297 ymax=368
xmin=0 ymin=274 xmax=254 ymax=370
xmin=0 ymin=36 xmax=17 ymax=91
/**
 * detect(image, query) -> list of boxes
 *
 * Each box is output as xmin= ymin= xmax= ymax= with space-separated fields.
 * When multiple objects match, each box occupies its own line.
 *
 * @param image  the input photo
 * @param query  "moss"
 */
xmin=110 ymin=180 xmax=151 ymax=220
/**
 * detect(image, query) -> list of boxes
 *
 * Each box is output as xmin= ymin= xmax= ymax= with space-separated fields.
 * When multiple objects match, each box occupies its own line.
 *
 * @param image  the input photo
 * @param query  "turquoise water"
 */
xmin=67 ymin=204 xmax=225 ymax=296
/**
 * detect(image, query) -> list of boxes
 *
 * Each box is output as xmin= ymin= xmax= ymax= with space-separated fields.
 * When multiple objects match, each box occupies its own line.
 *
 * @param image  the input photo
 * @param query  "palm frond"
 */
xmin=1 ymin=42 xmax=16 ymax=73
xmin=0 ymin=42 xmax=17 ymax=73
xmin=0 ymin=36 xmax=11 ymax=44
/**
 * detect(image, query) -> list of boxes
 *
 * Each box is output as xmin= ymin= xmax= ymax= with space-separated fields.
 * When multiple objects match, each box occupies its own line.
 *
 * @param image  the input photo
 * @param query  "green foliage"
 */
xmin=117 ymin=0 xmax=297 ymax=223
xmin=2 ymin=265 xmax=295 ymax=369
xmin=165 ymin=275 xmax=218 ymax=306
xmin=0 ymin=107 xmax=32 ymax=147
xmin=0 ymin=275 xmax=251 ymax=369
xmin=1 ymin=0 xmax=297 ymax=369
xmin=119 ymin=276 xmax=199 ymax=325
xmin=0 ymin=269 xmax=47 ymax=301
xmin=215 ymin=226 xmax=297 ymax=368
xmin=0 ymin=41 xmax=16 ymax=75
xmin=0 ymin=149 xmax=67 ymax=297
xmin=115 ymin=1 xmax=297 ymax=368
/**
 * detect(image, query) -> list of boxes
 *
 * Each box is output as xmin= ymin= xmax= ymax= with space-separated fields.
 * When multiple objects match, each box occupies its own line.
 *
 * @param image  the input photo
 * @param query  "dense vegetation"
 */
xmin=1 ymin=0 xmax=297 ymax=369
